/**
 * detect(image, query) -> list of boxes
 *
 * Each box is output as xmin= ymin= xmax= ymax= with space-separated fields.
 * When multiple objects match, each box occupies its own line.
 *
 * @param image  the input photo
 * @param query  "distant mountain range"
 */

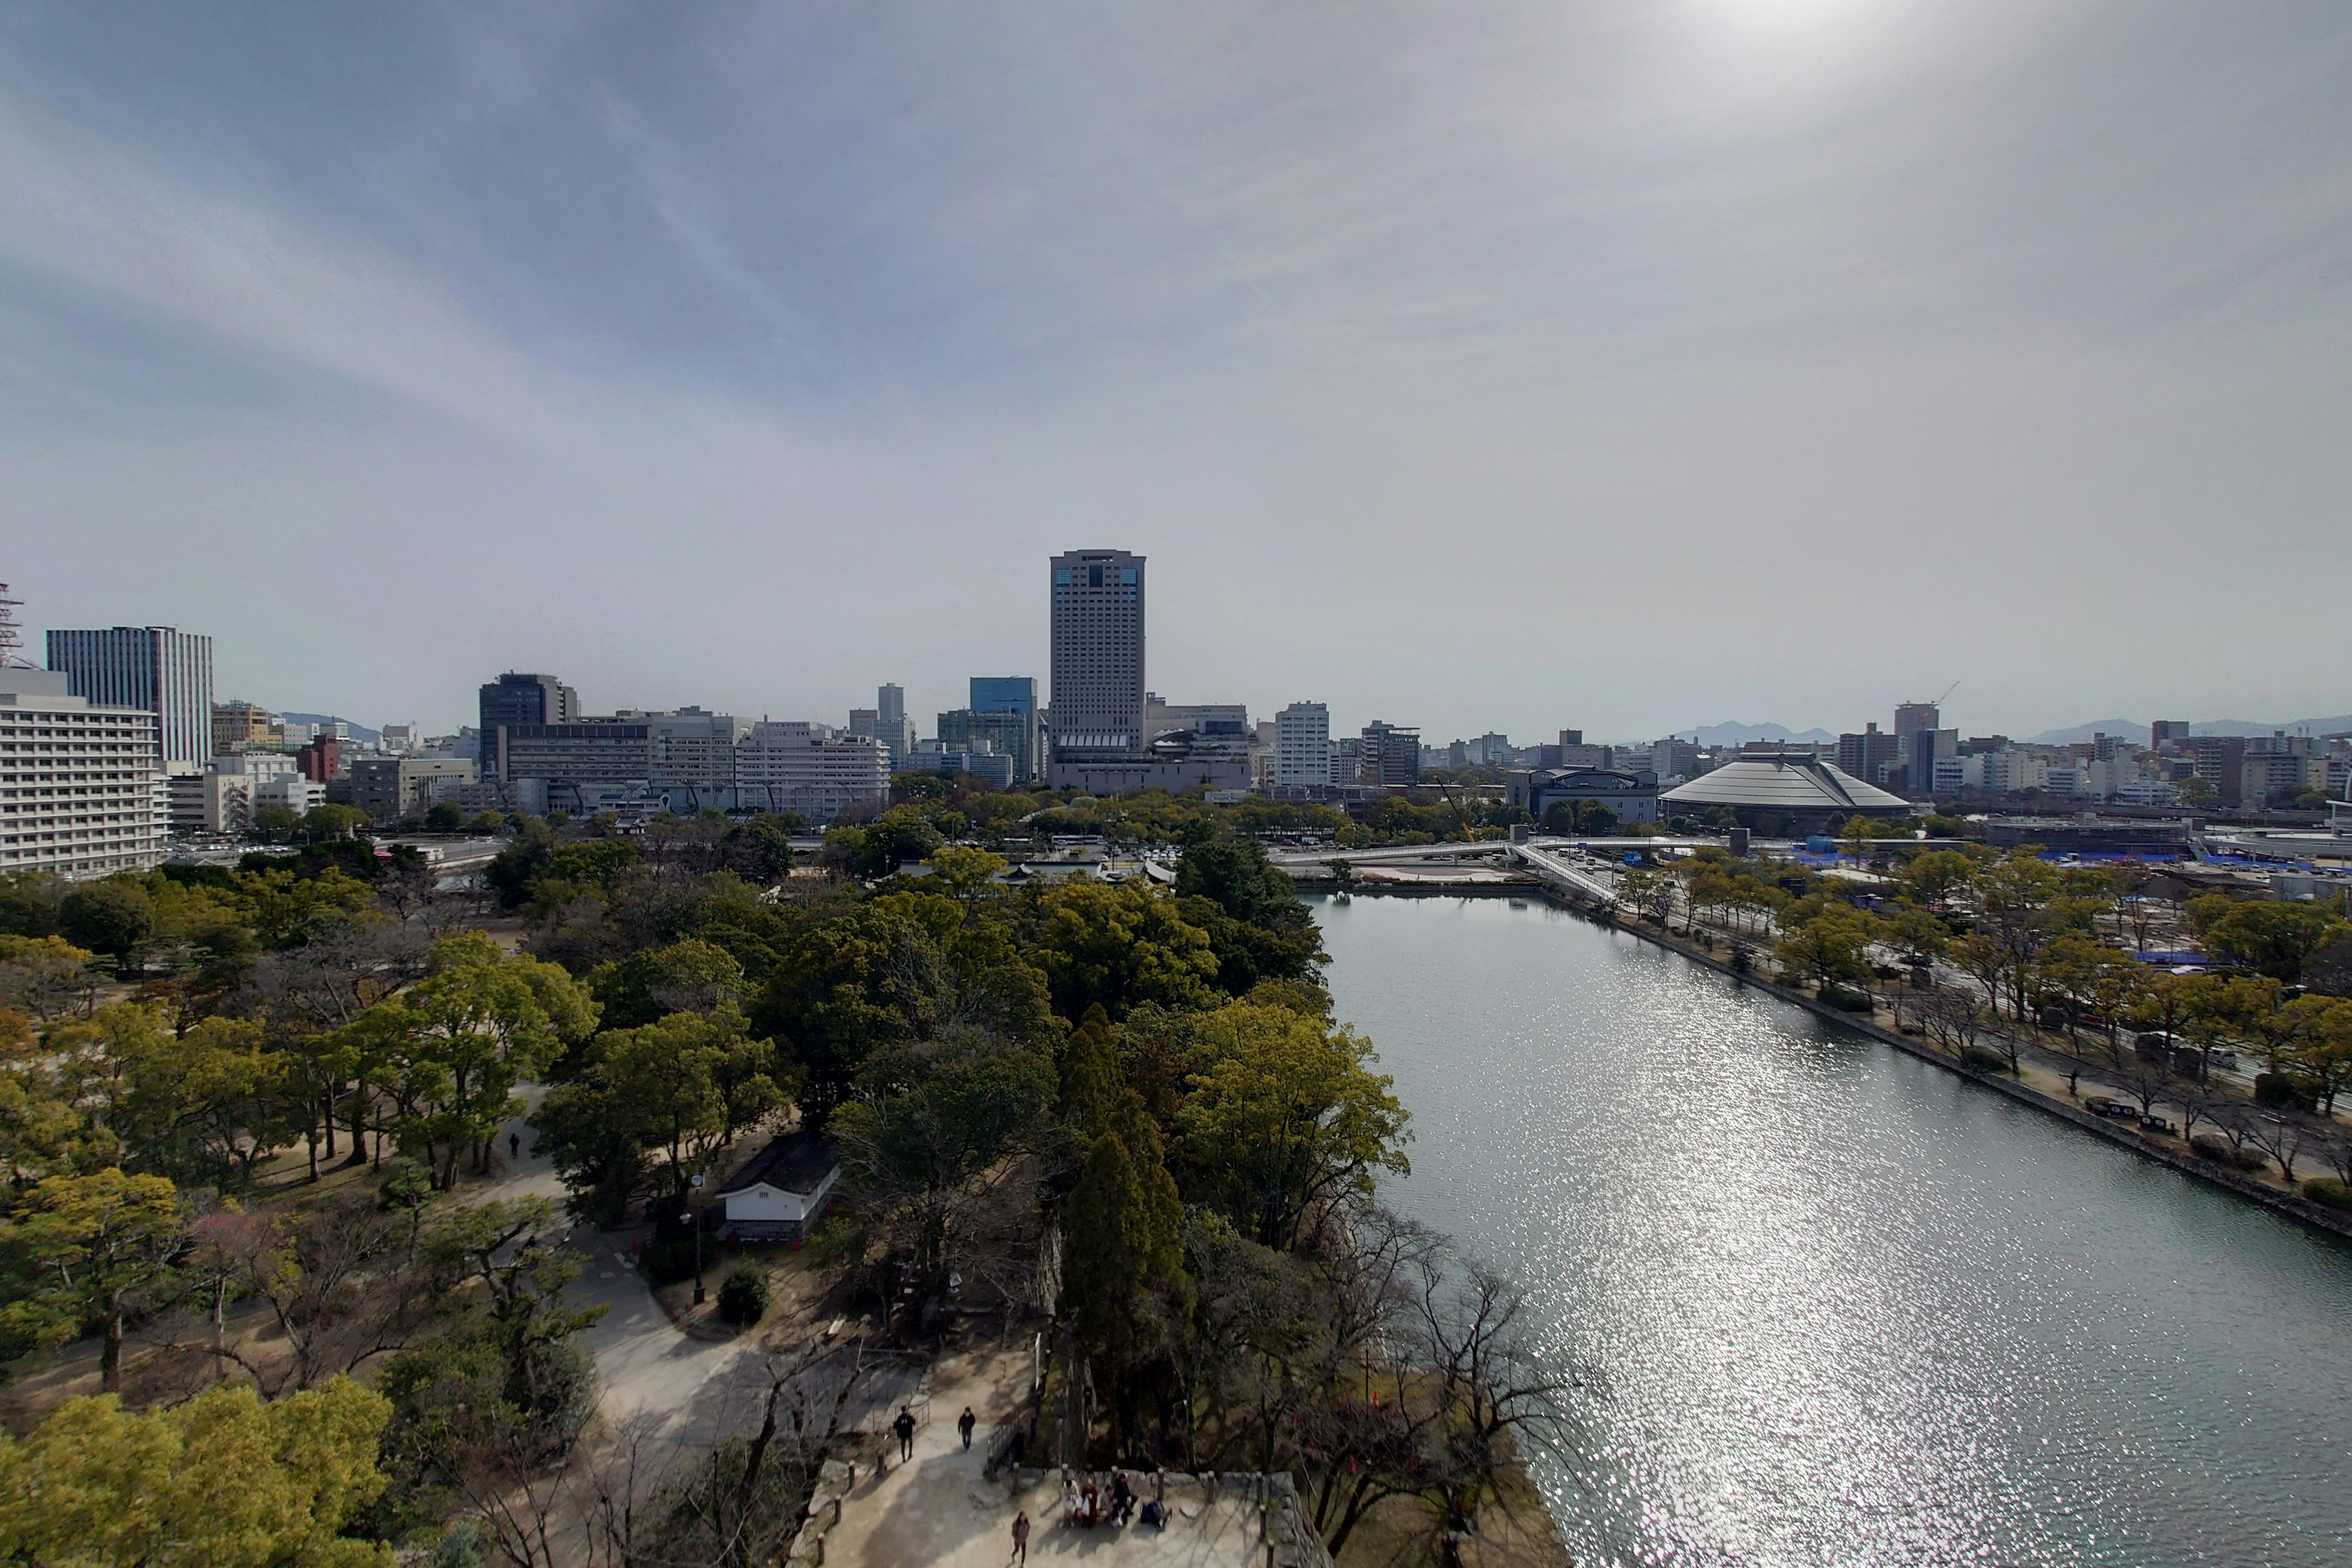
xmin=2026 ymin=716 xmax=2352 ymax=745
xmin=280 ymin=712 xmax=383 ymax=745
xmin=1659 ymin=721 xmax=1839 ymax=747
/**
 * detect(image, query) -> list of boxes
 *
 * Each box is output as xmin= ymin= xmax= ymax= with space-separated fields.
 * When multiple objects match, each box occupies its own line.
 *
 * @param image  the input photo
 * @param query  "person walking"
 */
xmin=508 ymin=1131 xmax=521 ymax=1159
xmin=893 ymin=1404 xmax=916 ymax=1463
xmin=1011 ymin=1509 xmax=1030 ymax=1564
xmin=958 ymin=1406 xmax=977 ymax=1450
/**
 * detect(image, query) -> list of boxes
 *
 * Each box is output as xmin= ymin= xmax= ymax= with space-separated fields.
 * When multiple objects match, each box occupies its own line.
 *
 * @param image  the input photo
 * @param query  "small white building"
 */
xmin=715 ymin=1129 xmax=840 ymax=1242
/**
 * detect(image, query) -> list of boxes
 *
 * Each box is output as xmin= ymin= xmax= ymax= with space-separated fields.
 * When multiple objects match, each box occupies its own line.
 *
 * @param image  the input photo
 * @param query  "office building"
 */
xmin=612 ymin=708 xmax=756 ymax=809
xmin=871 ymin=684 xmax=916 ymax=768
xmin=380 ymin=722 xmax=421 ymax=753
xmin=497 ymin=720 xmax=654 ymax=815
xmin=348 ymin=756 xmax=478 ymax=820
xmin=2182 ymin=735 xmax=2248 ymax=807
xmin=1048 ymin=548 xmax=1147 ymax=786
xmin=1275 ymin=703 xmax=1332 ymax=788
xmin=968 ymin=677 xmax=1043 ymax=782
xmin=734 ymin=723 xmax=889 ymax=823
xmin=1837 ymin=723 xmax=1902 ymax=786
xmin=47 ymin=625 xmax=213 ymax=769
xmin=938 ymin=708 xmax=1036 ymax=782
xmin=212 ymin=700 xmax=279 ymax=755
xmin=1359 ymin=722 xmax=1420 ymax=788
xmin=1906 ymin=728 xmax=1958 ymax=798
xmin=1894 ymin=701 xmax=1940 ymax=737
xmin=1 ymin=671 xmax=166 ymax=878
xmin=2150 ymin=720 xmax=2192 ymax=751
xmin=295 ymin=734 xmax=344 ymax=783
xmin=478 ymin=673 xmax=579 ymax=778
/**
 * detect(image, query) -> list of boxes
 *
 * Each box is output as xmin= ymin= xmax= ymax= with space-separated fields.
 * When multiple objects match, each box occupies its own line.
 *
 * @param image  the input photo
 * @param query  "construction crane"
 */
xmin=1430 ymin=775 xmax=1480 ymax=843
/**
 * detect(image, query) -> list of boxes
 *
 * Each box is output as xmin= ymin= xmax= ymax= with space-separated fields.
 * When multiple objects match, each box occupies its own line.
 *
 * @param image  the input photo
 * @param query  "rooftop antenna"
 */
xmin=0 ymin=583 xmax=28 ymax=668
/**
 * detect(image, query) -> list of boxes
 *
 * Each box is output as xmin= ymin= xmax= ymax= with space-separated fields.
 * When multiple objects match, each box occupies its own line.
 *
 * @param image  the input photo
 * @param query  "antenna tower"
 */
xmin=0 ymin=583 xmax=26 ymax=668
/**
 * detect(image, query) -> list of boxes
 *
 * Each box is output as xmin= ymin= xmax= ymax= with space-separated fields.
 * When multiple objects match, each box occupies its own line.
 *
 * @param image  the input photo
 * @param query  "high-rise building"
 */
xmin=1275 ymin=703 xmax=1331 ymax=788
xmin=2150 ymin=720 xmax=2192 ymax=751
xmin=47 ymin=625 xmax=213 ymax=769
xmin=874 ymin=684 xmax=916 ymax=766
xmin=967 ymin=677 xmax=1042 ymax=782
xmin=1838 ymin=723 xmax=1901 ymax=784
xmin=1894 ymin=702 xmax=1940 ymax=737
xmin=1048 ymin=549 xmax=1147 ymax=785
xmin=478 ymin=673 xmax=578 ymax=778
xmin=1359 ymin=722 xmax=1421 ymax=788
xmin=1 ymin=670 xmax=166 ymax=878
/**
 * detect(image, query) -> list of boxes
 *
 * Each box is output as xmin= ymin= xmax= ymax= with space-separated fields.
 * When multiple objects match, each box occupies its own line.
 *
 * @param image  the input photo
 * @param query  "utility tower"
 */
xmin=0 ymin=583 xmax=26 ymax=668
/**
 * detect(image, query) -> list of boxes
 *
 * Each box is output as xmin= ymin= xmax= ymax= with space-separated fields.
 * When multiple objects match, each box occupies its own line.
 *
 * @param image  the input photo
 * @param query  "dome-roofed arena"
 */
xmin=1660 ymin=750 xmax=1913 ymax=835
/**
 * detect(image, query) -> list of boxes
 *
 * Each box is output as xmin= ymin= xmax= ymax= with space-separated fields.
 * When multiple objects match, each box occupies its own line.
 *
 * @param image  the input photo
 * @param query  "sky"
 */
xmin=4 ymin=1 xmax=2350 ymax=744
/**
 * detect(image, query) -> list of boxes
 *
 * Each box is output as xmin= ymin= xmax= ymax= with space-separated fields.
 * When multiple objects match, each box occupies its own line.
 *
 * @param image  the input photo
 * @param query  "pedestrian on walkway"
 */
xmin=893 ymin=1404 xmax=916 ymax=1463
xmin=1011 ymin=1509 xmax=1030 ymax=1564
xmin=958 ymin=1405 xmax=976 ymax=1450
xmin=508 ymin=1131 xmax=521 ymax=1159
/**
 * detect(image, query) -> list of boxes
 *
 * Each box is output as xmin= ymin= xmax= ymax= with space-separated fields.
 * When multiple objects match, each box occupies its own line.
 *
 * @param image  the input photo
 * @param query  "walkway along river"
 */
xmin=1314 ymin=893 xmax=2352 ymax=1568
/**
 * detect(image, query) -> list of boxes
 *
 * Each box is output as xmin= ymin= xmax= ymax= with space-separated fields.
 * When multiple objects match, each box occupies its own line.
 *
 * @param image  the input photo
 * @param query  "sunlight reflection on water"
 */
xmin=1315 ymin=894 xmax=2352 ymax=1568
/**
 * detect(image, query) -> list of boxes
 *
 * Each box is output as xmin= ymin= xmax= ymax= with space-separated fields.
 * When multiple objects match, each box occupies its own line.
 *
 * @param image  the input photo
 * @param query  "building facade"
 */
xmin=347 ymin=756 xmax=479 ymax=820
xmin=734 ymin=723 xmax=889 ymax=823
xmin=1 ymin=671 xmax=166 ymax=878
xmin=968 ymin=676 xmax=1043 ymax=783
xmin=47 ymin=625 xmax=213 ymax=769
xmin=1358 ymin=722 xmax=1420 ymax=788
xmin=478 ymin=673 xmax=579 ymax=778
xmin=1275 ymin=703 xmax=1332 ymax=788
xmin=497 ymin=721 xmax=653 ymax=814
xmin=1047 ymin=549 xmax=1147 ymax=787
xmin=212 ymin=700 xmax=279 ymax=755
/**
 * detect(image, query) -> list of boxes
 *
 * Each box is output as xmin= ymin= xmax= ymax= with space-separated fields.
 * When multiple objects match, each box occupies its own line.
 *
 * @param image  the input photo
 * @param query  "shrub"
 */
xmin=1961 ymin=1045 xmax=2011 ymax=1073
xmin=1819 ymin=984 xmax=1874 ymax=1012
xmin=643 ymin=1237 xmax=706 ymax=1286
xmin=2255 ymin=1073 xmax=2320 ymax=1112
xmin=717 ymin=1264 xmax=771 ymax=1325
xmin=2190 ymin=1134 xmax=2236 ymax=1164
xmin=2302 ymin=1178 xmax=2352 ymax=1213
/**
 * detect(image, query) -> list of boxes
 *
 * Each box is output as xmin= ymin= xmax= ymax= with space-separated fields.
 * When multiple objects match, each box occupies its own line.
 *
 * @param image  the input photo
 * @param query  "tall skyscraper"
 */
xmin=478 ymin=672 xmax=578 ymax=778
xmin=1048 ymin=549 xmax=1145 ymax=785
xmin=47 ymin=625 xmax=213 ymax=768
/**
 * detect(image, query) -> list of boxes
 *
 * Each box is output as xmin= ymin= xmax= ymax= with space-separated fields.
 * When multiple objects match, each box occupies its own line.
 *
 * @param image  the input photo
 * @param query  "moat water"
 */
xmin=1314 ymin=894 xmax=2352 ymax=1568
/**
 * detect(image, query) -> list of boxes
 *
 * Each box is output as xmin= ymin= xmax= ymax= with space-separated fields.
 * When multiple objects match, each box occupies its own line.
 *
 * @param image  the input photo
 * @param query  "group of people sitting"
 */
xmin=1058 ymin=1470 xmax=1169 ymax=1531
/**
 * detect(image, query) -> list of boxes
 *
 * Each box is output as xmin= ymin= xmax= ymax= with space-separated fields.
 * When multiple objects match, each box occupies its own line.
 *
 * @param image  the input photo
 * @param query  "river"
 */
xmin=1313 ymin=893 xmax=2352 ymax=1568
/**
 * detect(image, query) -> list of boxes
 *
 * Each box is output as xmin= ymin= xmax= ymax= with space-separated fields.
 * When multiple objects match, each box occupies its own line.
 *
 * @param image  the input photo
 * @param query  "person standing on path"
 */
xmin=1011 ymin=1509 xmax=1030 ymax=1564
xmin=958 ymin=1406 xmax=976 ymax=1450
xmin=893 ymin=1404 xmax=916 ymax=1463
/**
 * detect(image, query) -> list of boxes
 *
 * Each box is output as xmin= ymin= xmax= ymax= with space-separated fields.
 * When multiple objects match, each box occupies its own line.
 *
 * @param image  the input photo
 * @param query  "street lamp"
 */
xmin=690 ymin=1170 xmax=707 ymax=1305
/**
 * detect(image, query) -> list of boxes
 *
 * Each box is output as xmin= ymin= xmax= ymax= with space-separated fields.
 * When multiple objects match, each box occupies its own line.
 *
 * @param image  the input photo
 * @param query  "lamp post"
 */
xmin=690 ymin=1171 xmax=707 ymax=1305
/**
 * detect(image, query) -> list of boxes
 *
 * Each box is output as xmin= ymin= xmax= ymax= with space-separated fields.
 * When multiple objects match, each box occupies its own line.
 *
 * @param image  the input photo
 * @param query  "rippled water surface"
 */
xmin=1314 ymin=894 xmax=2352 ymax=1568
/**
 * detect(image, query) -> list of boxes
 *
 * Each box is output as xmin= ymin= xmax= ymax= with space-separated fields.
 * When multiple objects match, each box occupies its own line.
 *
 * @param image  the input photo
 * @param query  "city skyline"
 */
xmin=6 ymin=4 xmax=2349 ymax=738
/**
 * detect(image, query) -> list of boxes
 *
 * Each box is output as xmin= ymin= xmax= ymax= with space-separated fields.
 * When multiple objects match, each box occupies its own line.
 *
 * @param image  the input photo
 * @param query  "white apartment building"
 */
xmin=1275 ymin=702 xmax=1332 ymax=788
xmin=0 ymin=671 xmax=166 ymax=878
xmin=734 ymin=723 xmax=889 ymax=823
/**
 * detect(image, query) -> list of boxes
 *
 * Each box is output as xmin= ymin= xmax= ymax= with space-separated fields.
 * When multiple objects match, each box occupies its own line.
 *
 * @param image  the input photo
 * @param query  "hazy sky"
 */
xmin=5 ymin=1 xmax=2349 ymax=742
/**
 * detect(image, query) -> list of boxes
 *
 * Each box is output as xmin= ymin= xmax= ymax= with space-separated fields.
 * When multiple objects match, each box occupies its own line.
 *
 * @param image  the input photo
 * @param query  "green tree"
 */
xmin=2195 ymin=899 xmax=2350 ymax=982
xmin=543 ymin=1004 xmax=787 ymax=1205
xmin=59 ymin=879 xmax=156 ymax=968
xmin=1773 ymin=907 xmax=1875 ymax=996
xmin=423 ymin=802 xmax=465 ymax=832
xmin=303 ymin=804 xmax=371 ymax=842
xmin=1899 ymin=849 xmax=1978 ymax=911
xmin=0 ymin=1167 xmax=185 ymax=1390
xmin=0 ymin=1378 xmax=395 ymax=1568
xmin=1032 ymin=880 xmax=1219 ymax=1021
xmin=0 ymin=933 xmax=100 ymax=1022
xmin=1175 ymin=1001 xmax=1409 ymax=1251
xmin=1061 ymin=1087 xmax=1188 ymax=1453
xmin=366 ymin=938 xmax=587 ymax=1186
xmin=923 ymin=844 xmax=1008 ymax=902
xmin=587 ymin=937 xmax=748 ymax=1029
